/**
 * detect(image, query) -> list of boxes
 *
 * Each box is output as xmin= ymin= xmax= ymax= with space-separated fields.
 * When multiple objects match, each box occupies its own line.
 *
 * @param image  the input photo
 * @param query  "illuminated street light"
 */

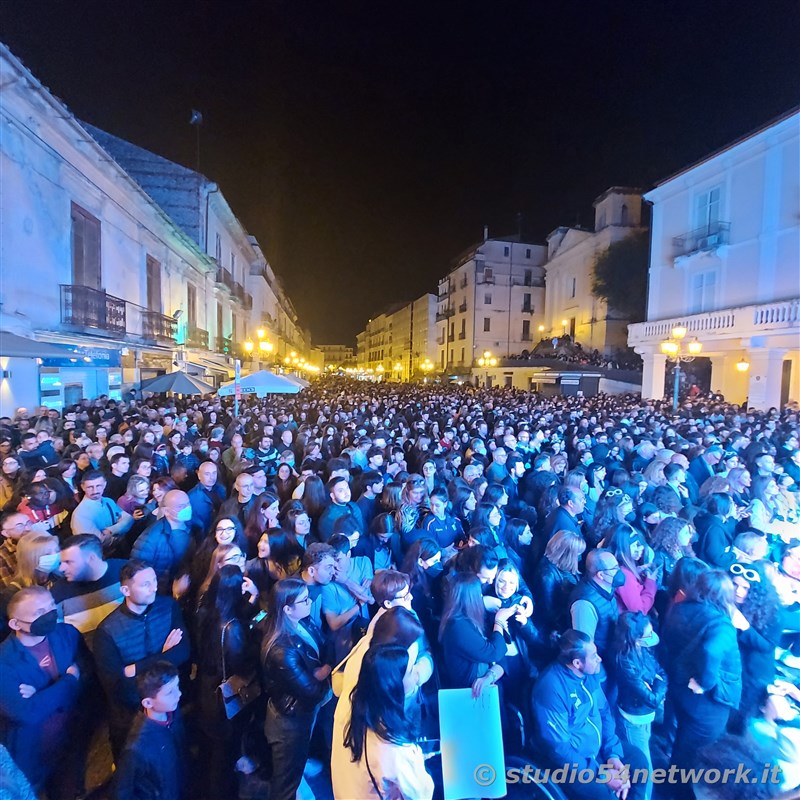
xmin=259 ymin=340 xmax=273 ymax=353
xmin=243 ymin=340 xmax=254 ymax=353
xmin=736 ymin=359 xmax=750 ymax=373
xmin=660 ymin=327 xmax=702 ymax=411
xmin=538 ymin=324 xmax=545 ymax=332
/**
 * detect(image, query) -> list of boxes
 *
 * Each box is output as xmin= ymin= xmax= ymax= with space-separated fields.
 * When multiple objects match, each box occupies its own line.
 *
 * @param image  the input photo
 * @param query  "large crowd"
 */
xmin=0 ymin=380 xmax=798 ymax=800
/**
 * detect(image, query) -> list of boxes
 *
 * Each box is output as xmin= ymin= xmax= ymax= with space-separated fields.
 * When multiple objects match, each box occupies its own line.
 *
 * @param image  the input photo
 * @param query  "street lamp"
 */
xmin=660 ymin=325 xmax=702 ymax=411
xmin=477 ymin=350 xmax=497 ymax=388
xmin=376 ymin=364 xmax=385 ymax=382
xmin=243 ymin=340 xmax=254 ymax=355
xmin=394 ymin=362 xmax=403 ymax=381
xmin=561 ymin=319 xmax=568 ymax=335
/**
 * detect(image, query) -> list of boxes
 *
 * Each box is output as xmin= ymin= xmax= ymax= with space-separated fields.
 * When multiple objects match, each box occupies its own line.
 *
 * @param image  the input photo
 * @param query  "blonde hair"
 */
xmin=544 ymin=529 xmax=587 ymax=575
xmin=11 ymin=532 xmax=59 ymax=588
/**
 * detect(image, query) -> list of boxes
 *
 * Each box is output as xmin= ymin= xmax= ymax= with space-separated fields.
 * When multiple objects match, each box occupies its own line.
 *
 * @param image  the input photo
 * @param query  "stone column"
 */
xmin=640 ymin=351 xmax=667 ymax=401
xmin=746 ymin=349 xmax=787 ymax=410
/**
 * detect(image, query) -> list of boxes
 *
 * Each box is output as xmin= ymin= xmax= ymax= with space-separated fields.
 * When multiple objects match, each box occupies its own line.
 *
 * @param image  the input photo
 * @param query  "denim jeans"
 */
xmin=619 ymin=716 xmax=653 ymax=800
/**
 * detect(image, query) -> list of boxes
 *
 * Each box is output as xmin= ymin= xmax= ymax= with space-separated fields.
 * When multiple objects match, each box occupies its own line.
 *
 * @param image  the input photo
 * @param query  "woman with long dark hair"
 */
xmin=302 ymin=475 xmax=328 ymax=536
xmin=438 ymin=572 xmax=517 ymax=691
xmin=661 ymin=569 xmax=742 ymax=774
xmin=402 ymin=537 xmax=444 ymax=644
xmin=243 ymin=491 xmax=280 ymax=554
xmin=195 ymin=565 xmax=260 ymax=799
xmin=728 ymin=560 xmax=783 ymax=732
xmin=501 ymin=517 xmax=534 ymax=581
xmin=273 ymin=463 xmax=298 ymax=506
xmin=335 ymin=644 xmax=434 ymax=800
xmin=450 ymin=484 xmax=477 ymax=532
xmin=615 ymin=611 xmax=667 ymax=800
xmin=261 ymin=578 xmax=332 ymax=800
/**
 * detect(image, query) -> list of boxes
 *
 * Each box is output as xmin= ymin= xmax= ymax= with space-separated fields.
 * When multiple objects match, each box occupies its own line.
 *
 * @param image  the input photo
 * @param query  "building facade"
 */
xmin=0 ymin=45 xmax=309 ymax=414
xmin=542 ymin=188 xmax=644 ymax=354
xmin=629 ymin=108 xmax=800 ymax=410
xmin=319 ymin=344 xmax=355 ymax=368
xmin=436 ymin=236 xmax=547 ymax=372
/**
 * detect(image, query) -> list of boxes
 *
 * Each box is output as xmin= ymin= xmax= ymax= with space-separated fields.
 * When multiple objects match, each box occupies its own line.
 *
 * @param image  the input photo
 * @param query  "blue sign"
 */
xmin=41 ymin=344 xmax=121 ymax=368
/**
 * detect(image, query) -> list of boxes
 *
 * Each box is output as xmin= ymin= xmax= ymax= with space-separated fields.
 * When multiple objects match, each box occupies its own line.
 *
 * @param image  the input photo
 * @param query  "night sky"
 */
xmin=2 ymin=2 xmax=797 ymax=344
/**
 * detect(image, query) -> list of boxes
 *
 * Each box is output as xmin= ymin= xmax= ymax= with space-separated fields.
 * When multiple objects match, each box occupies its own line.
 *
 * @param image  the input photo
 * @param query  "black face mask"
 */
xmin=426 ymin=562 xmax=444 ymax=578
xmin=28 ymin=609 xmax=58 ymax=637
xmin=611 ymin=570 xmax=626 ymax=589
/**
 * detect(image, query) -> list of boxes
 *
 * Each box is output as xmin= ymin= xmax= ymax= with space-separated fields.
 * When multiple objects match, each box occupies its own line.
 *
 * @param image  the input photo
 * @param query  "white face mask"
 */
xmin=38 ymin=552 xmax=61 ymax=573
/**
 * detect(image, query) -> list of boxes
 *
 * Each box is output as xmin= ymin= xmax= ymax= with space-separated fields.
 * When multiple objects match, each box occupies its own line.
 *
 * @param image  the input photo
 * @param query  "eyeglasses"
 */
xmin=729 ymin=562 xmax=760 ymax=583
xmin=216 ymin=526 xmax=237 ymax=533
xmin=293 ymin=596 xmax=312 ymax=606
xmin=605 ymin=488 xmax=624 ymax=498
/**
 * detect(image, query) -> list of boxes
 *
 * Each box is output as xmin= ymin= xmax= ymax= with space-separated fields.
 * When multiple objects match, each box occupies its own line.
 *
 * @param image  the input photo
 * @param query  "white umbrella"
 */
xmin=217 ymin=369 xmax=301 ymax=397
xmin=283 ymin=373 xmax=310 ymax=388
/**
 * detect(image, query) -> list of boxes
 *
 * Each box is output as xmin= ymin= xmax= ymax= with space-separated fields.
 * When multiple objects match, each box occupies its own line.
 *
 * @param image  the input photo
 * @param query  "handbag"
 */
xmin=218 ymin=620 xmax=262 ymax=720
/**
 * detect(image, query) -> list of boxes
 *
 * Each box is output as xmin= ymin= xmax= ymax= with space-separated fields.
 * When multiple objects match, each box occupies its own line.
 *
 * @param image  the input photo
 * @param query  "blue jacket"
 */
xmin=130 ymin=519 xmax=193 ymax=588
xmin=0 ymin=623 xmax=86 ymax=787
xmin=532 ymin=662 xmax=623 ymax=768
xmin=187 ymin=483 xmax=224 ymax=541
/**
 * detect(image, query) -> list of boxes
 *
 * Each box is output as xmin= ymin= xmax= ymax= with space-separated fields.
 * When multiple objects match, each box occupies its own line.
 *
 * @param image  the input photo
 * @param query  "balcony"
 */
xmin=460 ymin=276 xmax=468 ymax=289
xmin=435 ymin=307 xmax=455 ymax=322
xmin=436 ymin=334 xmax=445 ymax=345
xmin=458 ymin=331 xmax=466 ymax=340
xmin=243 ymin=292 xmax=253 ymax=311
xmin=672 ymin=221 xmax=730 ymax=258
xmin=186 ymin=325 xmax=209 ymax=350
xmin=521 ymin=334 xmax=532 ymax=342
xmin=521 ymin=306 xmax=534 ymax=315
xmin=458 ymin=301 xmax=468 ymax=313
xmin=437 ymin=284 xmax=452 ymax=299
xmin=60 ymin=284 xmax=126 ymax=335
xmin=215 ymin=267 xmax=234 ymax=291
xmin=142 ymin=311 xmax=178 ymax=341
xmin=628 ymin=299 xmax=800 ymax=352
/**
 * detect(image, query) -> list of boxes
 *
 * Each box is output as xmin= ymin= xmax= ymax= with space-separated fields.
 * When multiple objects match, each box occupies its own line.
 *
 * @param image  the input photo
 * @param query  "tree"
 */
xmin=591 ymin=230 xmax=649 ymax=322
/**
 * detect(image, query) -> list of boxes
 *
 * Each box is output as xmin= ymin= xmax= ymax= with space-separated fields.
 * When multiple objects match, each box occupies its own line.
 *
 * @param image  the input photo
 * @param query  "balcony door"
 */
xmin=71 ymin=203 xmax=101 ymax=289
xmin=146 ymin=256 xmax=161 ymax=312
xmin=694 ymin=187 xmax=721 ymax=233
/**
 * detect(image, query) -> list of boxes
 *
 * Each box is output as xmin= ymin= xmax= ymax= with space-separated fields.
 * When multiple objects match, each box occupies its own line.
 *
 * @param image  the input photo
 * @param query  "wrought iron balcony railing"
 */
xmin=458 ymin=301 xmax=468 ymax=313
xmin=142 ymin=311 xmax=178 ymax=341
xmin=186 ymin=325 xmax=209 ymax=350
xmin=435 ymin=307 xmax=455 ymax=322
xmin=60 ymin=284 xmax=126 ymax=335
xmin=673 ymin=221 xmax=730 ymax=258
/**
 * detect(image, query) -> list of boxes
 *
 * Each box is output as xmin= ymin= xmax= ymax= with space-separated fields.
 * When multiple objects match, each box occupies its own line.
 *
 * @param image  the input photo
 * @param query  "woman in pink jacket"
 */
xmin=605 ymin=522 xmax=658 ymax=614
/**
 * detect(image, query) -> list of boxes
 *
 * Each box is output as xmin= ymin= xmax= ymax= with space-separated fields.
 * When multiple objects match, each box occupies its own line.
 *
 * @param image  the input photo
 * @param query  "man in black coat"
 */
xmin=542 ymin=486 xmax=585 ymax=542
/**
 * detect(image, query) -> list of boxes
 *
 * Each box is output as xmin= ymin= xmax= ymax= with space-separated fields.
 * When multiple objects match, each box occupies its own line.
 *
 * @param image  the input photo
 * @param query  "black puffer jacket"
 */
xmin=532 ymin=559 xmax=579 ymax=638
xmin=616 ymin=648 xmax=668 ymax=716
xmin=262 ymin=619 xmax=329 ymax=716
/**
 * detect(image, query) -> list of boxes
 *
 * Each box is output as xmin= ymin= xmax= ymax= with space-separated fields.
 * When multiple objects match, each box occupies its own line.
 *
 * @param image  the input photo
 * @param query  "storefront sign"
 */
xmin=41 ymin=345 xmax=121 ymax=368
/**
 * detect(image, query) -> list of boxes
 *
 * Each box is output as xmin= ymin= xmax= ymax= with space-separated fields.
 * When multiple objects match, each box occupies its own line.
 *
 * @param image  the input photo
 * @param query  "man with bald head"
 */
xmin=187 ymin=461 xmax=224 ymax=541
xmin=130 ymin=490 xmax=194 ymax=590
xmin=570 ymin=549 xmax=624 ymax=667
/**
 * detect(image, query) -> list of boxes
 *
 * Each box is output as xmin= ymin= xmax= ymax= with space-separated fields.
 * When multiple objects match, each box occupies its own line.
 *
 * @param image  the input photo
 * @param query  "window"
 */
xmin=522 ymin=320 xmax=531 ymax=340
xmin=570 ymin=277 xmax=577 ymax=298
xmin=503 ymin=246 xmax=510 ymax=257
xmin=524 ymin=269 xmax=532 ymax=286
xmin=146 ymin=256 xmax=161 ymax=312
xmin=449 ymin=349 xmax=454 ymax=363
xmin=690 ymin=271 xmax=716 ymax=314
xmin=460 ymin=347 xmax=465 ymax=363
xmin=484 ymin=317 xmax=491 ymax=332
xmin=620 ymin=204 xmax=629 ymax=226
xmin=230 ymin=253 xmax=236 ymax=275
xmin=522 ymin=293 xmax=532 ymax=312
xmin=484 ymin=293 xmax=492 ymax=305
xmin=450 ymin=323 xmax=455 ymax=340
xmin=215 ymin=233 xmax=222 ymax=263
xmin=216 ymin=302 xmax=223 ymax=338
xmin=525 ymin=248 xmax=531 ymax=259
xmin=460 ymin=319 xmax=466 ymax=336
xmin=187 ymin=285 xmax=197 ymax=326
xmin=695 ymin=187 xmax=721 ymax=232
xmin=484 ymin=267 xmax=494 ymax=282
xmin=71 ymin=203 xmax=101 ymax=288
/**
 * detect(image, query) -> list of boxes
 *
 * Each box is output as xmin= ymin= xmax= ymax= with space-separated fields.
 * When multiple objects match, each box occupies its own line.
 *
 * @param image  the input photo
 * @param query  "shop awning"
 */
xmin=0 ymin=332 xmax=75 ymax=359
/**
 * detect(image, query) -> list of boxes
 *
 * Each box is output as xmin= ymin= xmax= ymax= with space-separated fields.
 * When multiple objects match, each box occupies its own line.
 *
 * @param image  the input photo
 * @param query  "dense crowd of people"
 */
xmin=0 ymin=379 xmax=798 ymax=800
